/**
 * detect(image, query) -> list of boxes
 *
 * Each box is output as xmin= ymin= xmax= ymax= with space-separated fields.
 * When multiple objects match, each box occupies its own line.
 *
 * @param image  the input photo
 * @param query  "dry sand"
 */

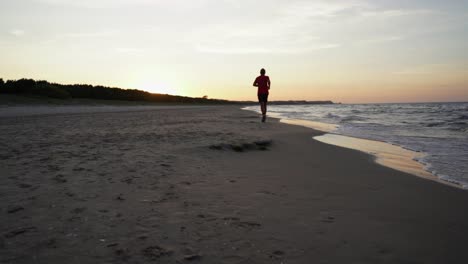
xmin=1 ymin=105 xmax=468 ymax=263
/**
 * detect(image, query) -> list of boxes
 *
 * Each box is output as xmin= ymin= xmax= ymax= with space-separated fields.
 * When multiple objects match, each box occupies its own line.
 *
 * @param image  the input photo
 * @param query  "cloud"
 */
xmin=34 ymin=0 xmax=154 ymax=8
xmin=280 ymin=0 xmax=368 ymax=19
xmin=114 ymin=47 xmax=144 ymax=55
xmin=360 ymin=9 xmax=437 ymax=18
xmin=192 ymin=21 xmax=340 ymax=55
xmin=41 ymin=30 xmax=119 ymax=44
xmin=188 ymin=0 xmax=439 ymax=54
xmin=63 ymin=31 xmax=118 ymax=38
xmin=31 ymin=0 xmax=442 ymax=55
xmin=33 ymin=0 xmax=208 ymax=9
xmin=393 ymin=64 xmax=461 ymax=75
xmin=196 ymin=43 xmax=339 ymax=54
xmin=10 ymin=29 xmax=25 ymax=37
xmin=359 ymin=35 xmax=403 ymax=44
xmin=190 ymin=1 xmax=360 ymax=54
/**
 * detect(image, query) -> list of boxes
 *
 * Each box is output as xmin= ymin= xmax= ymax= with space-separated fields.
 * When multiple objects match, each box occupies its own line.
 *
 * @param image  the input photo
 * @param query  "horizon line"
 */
xmin=1 ymin=76 xmax=466 ymax=105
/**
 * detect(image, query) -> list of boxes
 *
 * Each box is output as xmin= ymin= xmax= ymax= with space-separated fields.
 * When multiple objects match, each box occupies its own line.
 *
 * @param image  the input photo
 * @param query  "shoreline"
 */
xmin=2 ymin=105 xmax=468 ymax=263
xmin=313 ymin=133 xmax=462 ymax=189
xmin=246 ymin=109 xmax=464 ymax=190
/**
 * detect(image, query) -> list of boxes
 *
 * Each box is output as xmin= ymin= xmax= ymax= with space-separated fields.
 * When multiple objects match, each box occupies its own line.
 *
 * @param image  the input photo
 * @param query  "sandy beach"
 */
xmin=1 ymin=105 xmax=468 ymax=264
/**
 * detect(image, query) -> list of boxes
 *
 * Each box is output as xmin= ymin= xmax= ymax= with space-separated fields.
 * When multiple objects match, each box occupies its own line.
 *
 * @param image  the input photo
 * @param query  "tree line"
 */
xmin=0 ymin=78 xmax=229 ymax=104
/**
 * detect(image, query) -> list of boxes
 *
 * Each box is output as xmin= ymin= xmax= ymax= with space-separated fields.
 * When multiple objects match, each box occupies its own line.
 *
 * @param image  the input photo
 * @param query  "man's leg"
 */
xmin=261 ymin=102 xmax=266 ymax=122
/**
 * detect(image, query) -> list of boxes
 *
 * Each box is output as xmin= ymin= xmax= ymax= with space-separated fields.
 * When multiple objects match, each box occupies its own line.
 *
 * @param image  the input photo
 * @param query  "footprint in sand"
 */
xmin=222 ymin=217 xmax=261 ymax=229
xmin=18 ymin=183 xmax=32 ymax=188
xmin=269 ymin=250 xmax=285 ymax=260
xmin=71 ymin=207 xmax=86 ymax=214
xmin=44 ymin=238 xmax=58 ymax=249
xmin=222 ymin=255 xmax=245 ymax=263
xmin=52 ymin=174 xmax=67 ymax=183
xmin=7 ymin=205 xmax=24 ymax=214
xmin=256 ymin=190 xmax=276 ymax=196
xmin=142 ymin=245 xmax=173 ymax=261
xmin=4 ymin=226 xmax=36 ymax=238
xmin=234 ymin=221 xmax=261 ymax=228
xmin=321 ymin=216 xmax=335 ymax=223
xmin=183 ymin=254 xmax=202 ymax=261
xmin=121 ymin=177 xmax=133 ymax=184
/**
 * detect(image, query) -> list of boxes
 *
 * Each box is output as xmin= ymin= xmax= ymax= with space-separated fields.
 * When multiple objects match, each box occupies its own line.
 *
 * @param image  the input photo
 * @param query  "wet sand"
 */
xmin=1 ymin=105 xmax=468 ymax=263
xmin=278 ymin=117 xmax=448 ymax=187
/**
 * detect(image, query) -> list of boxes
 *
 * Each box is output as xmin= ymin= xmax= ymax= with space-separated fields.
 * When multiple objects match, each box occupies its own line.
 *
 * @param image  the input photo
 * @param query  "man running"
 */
xmin=253 ymin=68 xmax=271 ymax=122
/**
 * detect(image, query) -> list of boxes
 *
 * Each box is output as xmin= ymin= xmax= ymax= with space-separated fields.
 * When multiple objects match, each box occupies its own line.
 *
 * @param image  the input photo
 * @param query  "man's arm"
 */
xmin=267 ymin=77 xmax=271 ymax=89
xmin=253 ymin=78 xmax=258 ymax=87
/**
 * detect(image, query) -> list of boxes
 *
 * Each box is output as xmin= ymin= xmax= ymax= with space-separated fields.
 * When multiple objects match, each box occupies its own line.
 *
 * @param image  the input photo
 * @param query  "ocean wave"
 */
xmin=447 ymin=127 xmax=468 ymax=132
xmin=426 ymin=122 xmax=444 ymax=127
xmin=450 ymin=121 xmax=467 ymax=125
xmin=268 ymin=110 xmax=289 ymax=114
xmin=324 ymin=113 xmax=340 ymax=119
xmin=340 ymin=115 xmax=368 ymax=122
xmin=438 ymin=175 xmax=467 ymax=189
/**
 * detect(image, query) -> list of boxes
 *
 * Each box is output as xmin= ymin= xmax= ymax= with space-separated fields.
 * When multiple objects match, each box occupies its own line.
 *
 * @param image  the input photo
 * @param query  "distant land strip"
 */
xmin=0 ymin=78 xmax=333 ymax=105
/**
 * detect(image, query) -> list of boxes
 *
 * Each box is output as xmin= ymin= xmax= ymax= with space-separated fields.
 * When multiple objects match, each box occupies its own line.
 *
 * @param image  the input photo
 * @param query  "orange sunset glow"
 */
xmin=1 ymin=0 xmax=467 ymax=103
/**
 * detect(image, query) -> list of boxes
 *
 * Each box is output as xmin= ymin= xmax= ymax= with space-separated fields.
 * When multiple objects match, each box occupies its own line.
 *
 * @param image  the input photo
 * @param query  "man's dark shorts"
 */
xmin=258 ymin=94 xmax=268 ymax=103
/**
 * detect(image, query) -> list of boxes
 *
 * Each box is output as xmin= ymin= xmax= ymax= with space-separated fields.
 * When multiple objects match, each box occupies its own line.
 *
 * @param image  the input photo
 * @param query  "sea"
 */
xmin=244 ymin=102 xmax=468 ymax=188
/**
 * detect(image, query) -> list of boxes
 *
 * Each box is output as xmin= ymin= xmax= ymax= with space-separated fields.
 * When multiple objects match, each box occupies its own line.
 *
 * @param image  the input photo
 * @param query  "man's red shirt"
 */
xmin=254 ymin=75 xmax=270 ymax=95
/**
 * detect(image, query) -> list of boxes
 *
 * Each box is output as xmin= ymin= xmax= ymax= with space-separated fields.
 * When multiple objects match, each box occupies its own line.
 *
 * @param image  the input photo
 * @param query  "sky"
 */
xmin=1 ymin=0 xmax=467 ymax=103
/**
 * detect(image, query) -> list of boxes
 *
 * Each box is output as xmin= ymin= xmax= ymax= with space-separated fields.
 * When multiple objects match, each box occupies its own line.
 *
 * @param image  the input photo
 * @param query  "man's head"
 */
xmin=260 ymin=68 xmax=266 ymax=76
